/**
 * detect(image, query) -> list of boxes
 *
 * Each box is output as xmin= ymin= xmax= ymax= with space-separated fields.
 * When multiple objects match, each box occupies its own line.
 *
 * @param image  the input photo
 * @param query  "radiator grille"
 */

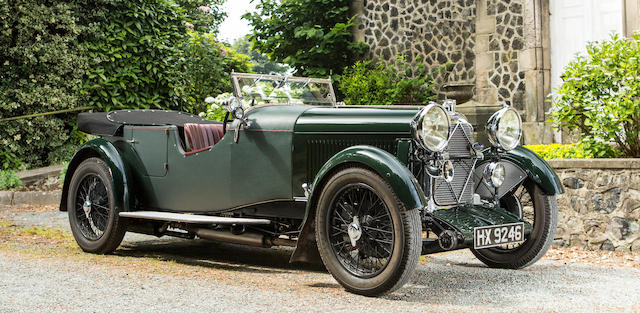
xmin=432 ymin=122 xmax=476 ymax=206
xmin=306 ymin=138 xmax=397 ymax=179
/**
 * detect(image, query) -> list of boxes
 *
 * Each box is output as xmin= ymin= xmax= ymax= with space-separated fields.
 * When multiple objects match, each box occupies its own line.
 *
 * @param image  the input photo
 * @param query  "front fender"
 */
xmin=290 ymin=145 xmax=426 ymax=263
xmin=60 ymin=138 xmax=132 ymax=212
xmin=500 ymin=146 xmax=564 ymax=195
xmin=309 ymin=145 xmax=427 ymax=211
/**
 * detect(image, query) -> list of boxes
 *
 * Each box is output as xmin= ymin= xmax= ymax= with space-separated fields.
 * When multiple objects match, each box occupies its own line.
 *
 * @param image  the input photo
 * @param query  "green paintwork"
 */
xmin=60 ymin=138 xmax=132 ymax=212
xmin=102 ymin=105 xmax=310 ymax=212
xmin=61 ymin=103 xmax=563 ymax=247
xmin=127 ymin=126 xmax=168 ymax=177
xmin=295 ymin=107 xmax=419 ymax=133
xmin=431 ymin=205 xmax=533 ymax=246
xmin=307 ymin=145 xmax=427 ymax=211
xmin=499 ymin=146 xmax=564 ymax=195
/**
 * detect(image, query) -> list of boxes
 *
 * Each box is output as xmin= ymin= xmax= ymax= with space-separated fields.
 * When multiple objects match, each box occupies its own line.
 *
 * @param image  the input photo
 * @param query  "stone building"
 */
xmin=351 ymin=0 xmax=640 ymax=144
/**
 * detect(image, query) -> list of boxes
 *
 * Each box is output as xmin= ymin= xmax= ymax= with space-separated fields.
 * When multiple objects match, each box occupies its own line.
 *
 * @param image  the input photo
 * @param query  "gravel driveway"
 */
xmin=1 ymin=205 xmax=639 ymax=312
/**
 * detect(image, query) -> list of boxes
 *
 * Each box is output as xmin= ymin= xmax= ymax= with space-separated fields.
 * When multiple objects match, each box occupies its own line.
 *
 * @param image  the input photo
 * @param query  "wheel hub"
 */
xmin=347 ymin=216 xmax=362 ymax=247
xmin=82 ymin=198 xmax=92 ymax=216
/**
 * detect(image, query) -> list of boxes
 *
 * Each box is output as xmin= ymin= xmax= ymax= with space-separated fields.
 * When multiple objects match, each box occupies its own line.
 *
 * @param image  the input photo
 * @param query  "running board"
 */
xmin=119 ymin=211 xmax=271 ymax=225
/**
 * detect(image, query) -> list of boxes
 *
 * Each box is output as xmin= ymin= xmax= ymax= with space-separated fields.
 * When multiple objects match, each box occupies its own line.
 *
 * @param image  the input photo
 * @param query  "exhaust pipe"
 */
xmin=187 ymin=227 xmax=297 ymax=248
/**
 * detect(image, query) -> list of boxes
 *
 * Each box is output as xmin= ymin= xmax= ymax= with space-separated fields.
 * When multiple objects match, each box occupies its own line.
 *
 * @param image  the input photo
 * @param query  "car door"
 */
xmin=130 ymin=126 xmax=168 ymax=177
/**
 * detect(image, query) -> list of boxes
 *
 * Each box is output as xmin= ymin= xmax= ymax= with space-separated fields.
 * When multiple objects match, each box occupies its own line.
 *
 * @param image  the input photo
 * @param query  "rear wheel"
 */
xmin=67 ymin=158 xmax=126 ymax=254
xmin=471 ymin=180 xmax=557 ymax=269
xmin=315 ymin=167 xmax=421 ymax=296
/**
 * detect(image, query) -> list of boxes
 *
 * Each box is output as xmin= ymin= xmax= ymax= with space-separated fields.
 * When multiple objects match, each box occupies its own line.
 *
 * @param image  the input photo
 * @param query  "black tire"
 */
xmin=67 ymin=157 xmax=126 ymax=254
xmin=315 ymin=167 xmax=421 ymax=296
xmin=471 ymin=180 xmax=558 ymax=269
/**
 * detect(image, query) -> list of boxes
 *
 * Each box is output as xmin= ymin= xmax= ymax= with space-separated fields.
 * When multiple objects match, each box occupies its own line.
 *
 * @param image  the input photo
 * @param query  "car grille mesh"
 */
xmin=433 ymin=122 xmax=476 ymax=206
xmin=306 ymin=138 xmax=397 ymax=180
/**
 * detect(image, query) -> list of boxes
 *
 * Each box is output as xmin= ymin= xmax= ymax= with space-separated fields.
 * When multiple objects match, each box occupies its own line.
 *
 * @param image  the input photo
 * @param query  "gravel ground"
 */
xmin=1 ymin=205 xmax=639 ymax=312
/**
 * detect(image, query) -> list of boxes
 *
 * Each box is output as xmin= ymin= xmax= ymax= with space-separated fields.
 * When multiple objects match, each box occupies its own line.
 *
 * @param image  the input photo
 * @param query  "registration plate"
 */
xmin=473 ymin=222 xmax=525 ymax=249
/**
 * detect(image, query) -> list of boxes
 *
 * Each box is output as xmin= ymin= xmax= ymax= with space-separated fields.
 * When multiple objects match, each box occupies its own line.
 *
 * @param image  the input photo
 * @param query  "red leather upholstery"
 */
xmin=183 ymin=123 xmax=225 ymax=152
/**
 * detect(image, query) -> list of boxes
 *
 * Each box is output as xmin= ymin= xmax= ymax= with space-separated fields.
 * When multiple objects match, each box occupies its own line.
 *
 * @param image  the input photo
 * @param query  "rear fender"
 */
xmin=290 ymin=145 xmax=426 ymax=263
xmin=60 ymin=138 xmax=132 ymax=212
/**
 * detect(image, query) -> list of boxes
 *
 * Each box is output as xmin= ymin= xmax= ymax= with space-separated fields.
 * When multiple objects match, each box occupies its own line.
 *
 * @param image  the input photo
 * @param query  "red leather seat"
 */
xmin=183 ymin=123 xmax=225 ymax=152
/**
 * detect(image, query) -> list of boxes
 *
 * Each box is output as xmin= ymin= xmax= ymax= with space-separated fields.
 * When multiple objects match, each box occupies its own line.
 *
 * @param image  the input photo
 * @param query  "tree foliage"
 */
xmin=179 ymin=32 xmax=252 ymax=114
xmin=232 ymin=37 xmax=289 ymax=75
xmin=552 ymin=33 xmax=639 ymax=157
xmin=243 ymin=0 xmax=367 ymax=79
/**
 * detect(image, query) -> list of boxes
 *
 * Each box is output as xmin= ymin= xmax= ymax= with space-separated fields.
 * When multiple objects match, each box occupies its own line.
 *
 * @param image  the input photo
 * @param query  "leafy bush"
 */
xmin=243 ymin=0 xmax=368 ymax=80
xmin=552 ymin=33 xmax=640 ymax=157
xmin=0 ymin=0 xmax=88 ymax=168
xmin=0 ymin=171 xmax=22 ymax=190
xmin=339 ymin=56 xmax=441 ymax=105
xmin=524 ymin=143 xmax=598 ymax=159
xmin=76 ymin=0 xmax=189 ymax=111
xmin=0 ymin=148 xmax=24 ymax=171
xmin=179 ymin=32 xmax=253 ymax=114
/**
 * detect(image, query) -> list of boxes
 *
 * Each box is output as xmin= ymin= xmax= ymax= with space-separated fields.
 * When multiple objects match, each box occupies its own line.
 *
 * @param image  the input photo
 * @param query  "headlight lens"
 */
xmin=412 ymin=104 xmax=450 ymax=152
xmin=486 ymin=107 xmax=522 ymax=150
xmin=483 ymin=162 xmax=505 ymax=188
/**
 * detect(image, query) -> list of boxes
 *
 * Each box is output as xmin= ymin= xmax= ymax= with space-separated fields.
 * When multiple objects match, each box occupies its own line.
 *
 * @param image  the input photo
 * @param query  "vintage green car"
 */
xmin=61 ymin=72 xmax=563 ymax=296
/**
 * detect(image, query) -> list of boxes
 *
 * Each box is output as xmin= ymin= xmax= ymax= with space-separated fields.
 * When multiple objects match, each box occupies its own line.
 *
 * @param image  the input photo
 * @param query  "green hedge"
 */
xmin=1 ymin=0 xmax=249 ymax=169
xmin=1 ymin=1 xmax=88 ymax=167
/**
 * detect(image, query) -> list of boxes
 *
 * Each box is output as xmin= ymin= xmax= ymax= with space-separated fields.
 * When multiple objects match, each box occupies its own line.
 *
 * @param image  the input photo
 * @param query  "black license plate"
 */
xmin=473 ymin=222 xmax=525 ymax=249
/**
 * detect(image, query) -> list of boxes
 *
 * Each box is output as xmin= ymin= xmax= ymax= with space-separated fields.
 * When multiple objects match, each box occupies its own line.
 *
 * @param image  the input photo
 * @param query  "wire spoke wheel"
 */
xmin=494 ymin=183 xmax=535 ymax=251
xmin=74 ymin=174 xmax=110 ymax=240
xmin=471 ymin=179 xmax=558 ymax=269
xmin=67 ymin=158 xmax=126 ymax=254
xmin=328 ymin=183 xmax=394 ymax=278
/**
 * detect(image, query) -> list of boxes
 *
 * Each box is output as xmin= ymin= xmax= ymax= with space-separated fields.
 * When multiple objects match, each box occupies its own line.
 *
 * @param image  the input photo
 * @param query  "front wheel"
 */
xmin=471 ymin=180 xmax=558 ymax=269
xmin=67 ymin=158 xmax=126 ymax=254
xmin=315 ymin=167 xmax=421 ymax=296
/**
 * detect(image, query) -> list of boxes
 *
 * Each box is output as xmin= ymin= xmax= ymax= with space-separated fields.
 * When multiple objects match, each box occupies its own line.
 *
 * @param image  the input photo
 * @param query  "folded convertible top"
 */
xmin=78 ymin=110 xmax=217 ymax=136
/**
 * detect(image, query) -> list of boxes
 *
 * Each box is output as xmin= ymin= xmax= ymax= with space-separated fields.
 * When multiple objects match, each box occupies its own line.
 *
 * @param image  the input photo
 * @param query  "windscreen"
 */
xmin=231 ymin=73 xmax=336 ymax=107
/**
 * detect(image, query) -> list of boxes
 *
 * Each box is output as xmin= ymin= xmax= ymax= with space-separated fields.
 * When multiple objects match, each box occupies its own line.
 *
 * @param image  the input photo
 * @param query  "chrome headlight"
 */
xmin=486 ymin=107 xmax=522 ymax=151
xmin=412 ymin=104 xmax=450 ymax=152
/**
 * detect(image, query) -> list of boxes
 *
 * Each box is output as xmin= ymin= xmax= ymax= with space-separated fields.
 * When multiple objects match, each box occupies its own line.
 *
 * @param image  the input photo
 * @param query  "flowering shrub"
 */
xmin=199 ymin=93 xmax=232 ymax=121
xmin=552 ymin=33 xmax=640 ymax=157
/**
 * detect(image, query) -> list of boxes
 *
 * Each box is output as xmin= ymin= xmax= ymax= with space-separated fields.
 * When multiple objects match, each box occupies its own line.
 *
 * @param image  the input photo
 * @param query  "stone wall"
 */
xmin=358 ymin=0 xmax=478 ymax=85
xmin=355 ymin=0 xmax=554 ymax=144
xmin=549 ymin=159 xmax=640 ymax=252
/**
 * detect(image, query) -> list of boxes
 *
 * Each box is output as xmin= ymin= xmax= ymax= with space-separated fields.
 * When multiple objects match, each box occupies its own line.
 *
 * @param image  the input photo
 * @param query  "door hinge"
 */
xmin=164 ymin=163 xmax=169 ymax=171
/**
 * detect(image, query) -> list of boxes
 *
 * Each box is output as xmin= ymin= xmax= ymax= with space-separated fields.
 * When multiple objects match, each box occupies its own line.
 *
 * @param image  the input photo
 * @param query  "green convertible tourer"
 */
xmin=61 ymin=72 xmax=563 ymax=296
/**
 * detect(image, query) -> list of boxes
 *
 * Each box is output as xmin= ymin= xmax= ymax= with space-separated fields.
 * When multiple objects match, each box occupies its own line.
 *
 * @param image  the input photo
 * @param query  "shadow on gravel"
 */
xmin=114 ymin=238 xmax=327 ymax=274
